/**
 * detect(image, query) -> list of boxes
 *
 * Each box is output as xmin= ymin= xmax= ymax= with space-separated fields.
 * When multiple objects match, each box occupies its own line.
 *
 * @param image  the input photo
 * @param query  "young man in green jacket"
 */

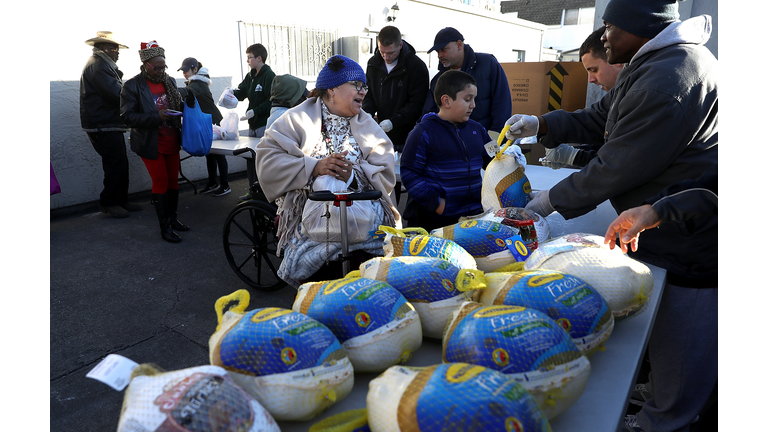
xmin=232 ymin=43 xmax=276 ymax=200
xmin=233 ymin=43 xmax=276 ymax=138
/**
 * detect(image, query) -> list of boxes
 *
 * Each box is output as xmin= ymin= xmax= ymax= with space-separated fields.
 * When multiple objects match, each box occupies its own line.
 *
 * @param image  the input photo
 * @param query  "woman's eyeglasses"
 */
xmin=349 ymin=81 xmax=368 ymax=92
xmin=145 ymin=62 xmax=168 ymax=72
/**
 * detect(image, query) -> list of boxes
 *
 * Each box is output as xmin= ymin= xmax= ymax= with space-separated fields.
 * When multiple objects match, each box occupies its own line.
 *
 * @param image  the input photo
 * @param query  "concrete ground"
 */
xmin=50 ymin=174 xmax=296 ymax=431
xmin=50 ymin=174 xmax=409 ymax=431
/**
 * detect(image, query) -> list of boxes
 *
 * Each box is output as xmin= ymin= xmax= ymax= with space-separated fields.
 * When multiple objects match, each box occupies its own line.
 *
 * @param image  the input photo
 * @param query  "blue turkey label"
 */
xmin=409 ymin=364 xmax=550 ymax=432
xmin=217 ymin=308 xmax=343 ymax=376
xmin=504 ymin=235 xmax=530 ymax=261
xmin=305 ymin=278 xmax=409 ymax=342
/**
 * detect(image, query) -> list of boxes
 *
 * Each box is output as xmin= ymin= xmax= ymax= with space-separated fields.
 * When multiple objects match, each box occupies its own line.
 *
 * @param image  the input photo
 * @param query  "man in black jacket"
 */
xmin=362 ymin=26 xmax=429 ymax=205
xmin=80 ymin=31 xmax=140 ymax=218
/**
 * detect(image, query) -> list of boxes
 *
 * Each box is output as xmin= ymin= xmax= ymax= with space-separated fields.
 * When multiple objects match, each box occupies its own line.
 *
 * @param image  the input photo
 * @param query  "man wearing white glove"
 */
xmin=239 ymin=109 xmax=254 ymax=121
xmin=524 ymin=189 xmax=555 ymax=217
xmin=541 ymin=144 xmax=579 ymax=169
xmin=544 ymin=27 xmax=627 ymax=171
xmin=362 ymin=26 xmax=429 ymax=205
xmin=231 ymin=43 xmax=275 ymax=139
xmin=515 ymin=28 xmax=627 ymax=171
xmin=503 ymin=114 xmax=541 ymax=140
xmin=521 ymin=3 xmax=718 ymax=431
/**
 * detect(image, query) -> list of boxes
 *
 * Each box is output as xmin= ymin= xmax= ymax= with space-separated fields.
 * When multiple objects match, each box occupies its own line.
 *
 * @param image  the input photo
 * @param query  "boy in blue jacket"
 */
xmin=401 ymin=70 xmax=493 ymax=232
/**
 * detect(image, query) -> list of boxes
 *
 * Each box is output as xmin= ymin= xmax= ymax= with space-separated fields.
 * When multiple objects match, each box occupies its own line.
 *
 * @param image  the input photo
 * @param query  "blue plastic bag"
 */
xmin=181 ymin=95 xmax=213 ymax=156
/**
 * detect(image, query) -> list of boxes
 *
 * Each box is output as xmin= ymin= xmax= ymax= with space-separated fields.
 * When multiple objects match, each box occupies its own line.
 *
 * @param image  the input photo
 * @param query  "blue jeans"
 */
xmin=248 ymin=126 xmax=265 ymax=138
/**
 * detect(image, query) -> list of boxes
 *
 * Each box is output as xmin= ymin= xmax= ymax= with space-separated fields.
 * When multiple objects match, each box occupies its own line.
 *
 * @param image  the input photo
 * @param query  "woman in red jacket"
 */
xmin=120 ymin=40 xmax=189 ymax=243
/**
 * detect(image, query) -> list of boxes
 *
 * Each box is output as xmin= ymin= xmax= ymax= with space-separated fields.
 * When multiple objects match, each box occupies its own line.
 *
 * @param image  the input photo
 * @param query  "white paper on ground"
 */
xmin=85 ymin=354 xmax=139 ymax=391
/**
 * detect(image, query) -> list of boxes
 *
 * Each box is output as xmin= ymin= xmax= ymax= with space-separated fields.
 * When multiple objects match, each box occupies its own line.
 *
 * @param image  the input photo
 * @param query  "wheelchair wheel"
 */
xmin=223 ymin=200 xmax=286 ymax=291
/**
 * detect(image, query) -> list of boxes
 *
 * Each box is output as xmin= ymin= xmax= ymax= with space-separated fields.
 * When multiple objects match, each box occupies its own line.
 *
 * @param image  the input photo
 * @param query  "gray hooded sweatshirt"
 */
xmin=540 ymin=15 xmax=718 ymax=282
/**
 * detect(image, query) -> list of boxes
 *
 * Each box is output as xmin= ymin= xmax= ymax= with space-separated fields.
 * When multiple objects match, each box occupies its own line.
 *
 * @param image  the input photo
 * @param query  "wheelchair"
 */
xmin=222 ymin=147 xmax=382 ymax=292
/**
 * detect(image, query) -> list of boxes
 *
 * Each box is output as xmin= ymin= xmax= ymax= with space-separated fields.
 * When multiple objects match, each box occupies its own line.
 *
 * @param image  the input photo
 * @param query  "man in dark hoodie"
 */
xmin=422 ymin=27 xmax=511 ymax=136
xmin=506 ymin=1 xmax=718 ymax=430
xmin=363 ymin=26 xmax=429 ymax=205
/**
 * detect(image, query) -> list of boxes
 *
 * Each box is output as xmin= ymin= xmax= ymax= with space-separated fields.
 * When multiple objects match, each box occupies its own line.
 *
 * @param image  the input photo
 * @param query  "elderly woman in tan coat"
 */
xmin=255 ymin=55 xmax=401 ymax=287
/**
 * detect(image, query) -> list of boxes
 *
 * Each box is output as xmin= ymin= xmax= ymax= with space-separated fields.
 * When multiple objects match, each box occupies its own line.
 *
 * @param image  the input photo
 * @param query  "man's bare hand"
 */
xmin=604 ymin=204 xmax=661 ymax=253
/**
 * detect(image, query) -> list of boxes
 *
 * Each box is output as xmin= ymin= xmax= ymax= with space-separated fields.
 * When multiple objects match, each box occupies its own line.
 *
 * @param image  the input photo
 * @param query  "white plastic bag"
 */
xmin=220 ymin=112 xmax=239 ymax=140
xmin=212 ymin=124 xmax=223 ymax=140
xmin=302 ymin=175 xmax=376 ymax=243
xmin=217 ymin=87 xmax=238 ymax=109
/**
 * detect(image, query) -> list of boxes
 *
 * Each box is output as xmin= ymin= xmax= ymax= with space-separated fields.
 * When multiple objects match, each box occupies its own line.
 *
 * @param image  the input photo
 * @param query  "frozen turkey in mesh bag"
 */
xmin=377 ymin=225 xmax=477 ymax=270
xmin=366 ymin=363 xmax=552 ymax=432
xmin=354 ymin=256 xmax=485 ymax=339
xmin=478 ymin=270 xmax=614 ymax=356
xmin=209 ymin=290 xmax=353 ymax=421
xmin=442 ymin=302 xmax=591 ymax=420
xmin=462 ymin=206 xmax=550 ymax=249
xmin=430 ymin=219 xmax=531 ymax=272
xmin=481 ymin=138 xmax=532 ymax=212
xmin=293 ymin=276 xmax=422 ymax=373
xmin=117 ymin=364 xmax=280 ymax=432
xmin=524 ymin=233 xmax=655 ymax=321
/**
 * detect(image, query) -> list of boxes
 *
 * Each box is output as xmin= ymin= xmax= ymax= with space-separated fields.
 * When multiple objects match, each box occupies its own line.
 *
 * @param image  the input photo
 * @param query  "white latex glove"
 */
xmin=504 ymin=114 xmax=539 ymax=141
xmin=525 ymin=189 xmax=555 ymax=217
xmin=240 ymin=109 xmax=254 ymax=121
xmin=542 ymin=144 xmax=579 ymax=170
xmin=379 ymin=119 xmax=393 ymax=133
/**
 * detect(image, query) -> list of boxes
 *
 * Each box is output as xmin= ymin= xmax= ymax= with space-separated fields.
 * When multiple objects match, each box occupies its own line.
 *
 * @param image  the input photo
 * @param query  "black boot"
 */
xmin=153 ymin=193 xmax=181 ymax=243
xmin=166 ymin=188 xmax=190 ymax=231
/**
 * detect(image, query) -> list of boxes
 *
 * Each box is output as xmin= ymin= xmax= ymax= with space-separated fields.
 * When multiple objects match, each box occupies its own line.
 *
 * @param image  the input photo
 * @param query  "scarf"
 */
xmin=141 ymin=66 xmax=182 ymax=129
xmin=275 ymin=100 xmax=396 ymax=253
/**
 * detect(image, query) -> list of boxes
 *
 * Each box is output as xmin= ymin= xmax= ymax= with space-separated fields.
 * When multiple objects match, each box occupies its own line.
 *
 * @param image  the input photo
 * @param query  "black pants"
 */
xmin=87 ymin=131 xmax=129 ymax=207
xmin=205 ymin=154 xmax=229 ymax=187
xmin=403 ymin=197 xmax=459 ymax=233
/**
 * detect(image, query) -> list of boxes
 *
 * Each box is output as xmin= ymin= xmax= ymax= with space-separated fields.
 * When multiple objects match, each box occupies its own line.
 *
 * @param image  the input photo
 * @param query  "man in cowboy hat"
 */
xmin=80 ymin=31 xmax=142 ymax=218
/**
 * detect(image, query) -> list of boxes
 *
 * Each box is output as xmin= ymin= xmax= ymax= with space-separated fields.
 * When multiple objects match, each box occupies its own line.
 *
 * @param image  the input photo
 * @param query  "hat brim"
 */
xmin=427 ymin=41 xmax=450 ymax=54
xmin=85 ymin=37 xmax=128 ymax=49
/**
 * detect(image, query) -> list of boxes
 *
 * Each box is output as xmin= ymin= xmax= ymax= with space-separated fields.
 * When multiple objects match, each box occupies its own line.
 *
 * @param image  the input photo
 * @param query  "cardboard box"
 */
xmin=500 ymin=62 xmax=588 ymax=165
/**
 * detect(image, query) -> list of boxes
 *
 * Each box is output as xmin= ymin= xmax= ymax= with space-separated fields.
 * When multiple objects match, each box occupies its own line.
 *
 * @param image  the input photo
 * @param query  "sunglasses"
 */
xmin=144 ymin=62 xmax=168 ymax=72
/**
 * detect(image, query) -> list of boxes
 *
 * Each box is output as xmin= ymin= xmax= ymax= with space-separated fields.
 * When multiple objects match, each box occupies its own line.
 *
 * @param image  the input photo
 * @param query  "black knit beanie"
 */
xmin=602 ymin=0 xmax=680 ymax=39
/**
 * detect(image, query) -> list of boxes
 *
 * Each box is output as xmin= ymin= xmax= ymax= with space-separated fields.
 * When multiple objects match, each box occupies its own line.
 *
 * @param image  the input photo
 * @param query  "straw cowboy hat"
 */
xmin=85 ymin=31 xmax=128 ymax=49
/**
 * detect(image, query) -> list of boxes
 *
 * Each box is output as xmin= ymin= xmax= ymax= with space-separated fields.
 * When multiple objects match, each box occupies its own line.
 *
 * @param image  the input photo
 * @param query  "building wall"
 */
xmin=51 ymin=0 xmax=545 ymax=211
xmin=50 ymin=77 xmax=245 ymax=211
xmin=542 ymin=22 xmax=593 ymax=52
xmin=500 ymin=0 xmax=596 ymax=25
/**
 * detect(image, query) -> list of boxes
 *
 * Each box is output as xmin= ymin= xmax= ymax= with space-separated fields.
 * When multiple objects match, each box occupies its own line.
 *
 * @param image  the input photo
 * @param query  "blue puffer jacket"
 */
xmin=401 ymin=113 xmax=492 ymax=225
xmin=422 ymin=44 xmax=512 ymax=134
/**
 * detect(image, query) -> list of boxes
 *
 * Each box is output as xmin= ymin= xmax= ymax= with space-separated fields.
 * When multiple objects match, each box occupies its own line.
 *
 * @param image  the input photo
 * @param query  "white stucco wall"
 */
xmin=50 ymin=77 xmax=245 ymax=210
xmin=50 ymin=0 xmax=545 ymax=211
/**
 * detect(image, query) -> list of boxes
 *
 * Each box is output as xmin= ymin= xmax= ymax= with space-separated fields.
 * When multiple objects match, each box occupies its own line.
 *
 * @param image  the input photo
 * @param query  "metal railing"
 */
xmin=237 ymin=21 xmax=337 ymax=85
